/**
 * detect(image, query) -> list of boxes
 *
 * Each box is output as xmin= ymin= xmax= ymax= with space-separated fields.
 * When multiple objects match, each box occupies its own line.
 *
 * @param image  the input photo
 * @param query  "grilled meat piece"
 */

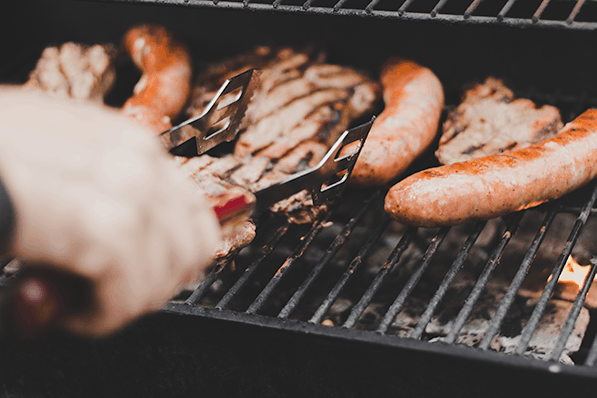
xmin=174 ymin=145 xmax=325 ymax=260
xmin=188 ymin=46 xmax=324 ymax=118
xmin=436 ymin=77 xmax=563 ymax=165
xmin=24 ymin=42 xmax=116 ymax=102
xmin=175 ymin=156 xmax=258 ymax=263
xmin=187 ymin=46 xmax=380 ymax=224
xmin=251 ymin=141 xmax=330 ymax=224
xmin=235 ymin=63 xmax=379 ymax=157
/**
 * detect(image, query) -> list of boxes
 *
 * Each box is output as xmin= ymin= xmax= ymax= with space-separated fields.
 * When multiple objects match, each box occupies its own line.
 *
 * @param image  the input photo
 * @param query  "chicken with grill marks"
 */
xmin=184 ymin=45 xmax=380 ymax=231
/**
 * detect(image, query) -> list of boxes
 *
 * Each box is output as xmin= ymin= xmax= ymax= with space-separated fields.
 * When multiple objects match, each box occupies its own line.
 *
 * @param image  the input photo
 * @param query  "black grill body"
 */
xmin=3 ymin=1 xmax=597 ymax=396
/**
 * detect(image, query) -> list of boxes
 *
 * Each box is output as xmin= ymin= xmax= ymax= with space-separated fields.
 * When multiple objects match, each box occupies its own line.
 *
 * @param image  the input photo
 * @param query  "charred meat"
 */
xmin=186 ymin=46 xmax=380 ymax=223
xmin=436 ymin=77 xmax=563 ymax=165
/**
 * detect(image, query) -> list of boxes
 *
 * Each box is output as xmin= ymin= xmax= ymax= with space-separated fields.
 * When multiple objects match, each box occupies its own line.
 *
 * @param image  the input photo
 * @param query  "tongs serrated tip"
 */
xmin=160 ymin=68 xmax=262 ymax=156
xmin=251 ymin=117 xmax=375 ymax=216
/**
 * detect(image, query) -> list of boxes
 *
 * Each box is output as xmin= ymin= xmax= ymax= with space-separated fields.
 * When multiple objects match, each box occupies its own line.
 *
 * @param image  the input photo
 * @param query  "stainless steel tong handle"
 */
xmin=159 ymin=68 xmax=261 ymax=156
xmin=252 ymin=118 xmax=375 ymax=215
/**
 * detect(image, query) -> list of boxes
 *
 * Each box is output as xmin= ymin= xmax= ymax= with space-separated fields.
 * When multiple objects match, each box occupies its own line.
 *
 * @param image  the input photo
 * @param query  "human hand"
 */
xmin=0 ymin=88 xmax=221 ymax=336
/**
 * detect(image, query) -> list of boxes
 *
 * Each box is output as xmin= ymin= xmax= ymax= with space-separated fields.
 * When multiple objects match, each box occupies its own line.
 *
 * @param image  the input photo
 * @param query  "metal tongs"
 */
xmin=160 ymin=68 xmax=262 ymax=156
xmin=251 ymin=121 xmax=373 ymax=216
xmin=159 ymin=68 xmax=374 ymax=219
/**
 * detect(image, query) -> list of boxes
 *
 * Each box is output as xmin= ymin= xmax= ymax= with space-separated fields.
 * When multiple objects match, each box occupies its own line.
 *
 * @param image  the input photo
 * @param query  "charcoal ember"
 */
xmin=490 ymin=210 xmax=597 ymax=310
xmin=436 ymin=77 xmax=563 ymax=165
xmin=554 ymin=278 xmax=597 ymax=310
xmin=371 ymin=213 xmax=592 ymax=364
xmin=494 ymin=299 xmax=589 ymax=365
xmin=389 ymin=274 xmax=588 ymax=363
xmin=186 ymin=45 xmax=380 ymax=225
xmin=487 ymin=297 xmax=589 ymax=365
xmin=389 ymin=277 xmax=513 ymax=340
xmin=426 ymin=298 xmax=589 ymax=366
xmin=24 ymin=42 xmax=117 ymax=102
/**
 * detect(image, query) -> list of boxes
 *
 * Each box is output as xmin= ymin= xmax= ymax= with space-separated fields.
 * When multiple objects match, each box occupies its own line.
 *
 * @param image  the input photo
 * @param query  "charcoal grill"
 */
xmin=2 ymin=0 xmax=597 ymax=396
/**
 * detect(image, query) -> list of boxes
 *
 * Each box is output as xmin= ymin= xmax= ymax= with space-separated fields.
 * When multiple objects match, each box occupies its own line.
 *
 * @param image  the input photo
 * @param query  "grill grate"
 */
xmin=3 ymin=50 xmax=597 ymax=375
xmin=517 ymin=186 xmax=597 ymax=357
xmin=159 ymin=77 xmax=597 ymax=371
xmin=106 ymin=0 xmax=597 ymax=30
xmin=3 ymin=24 xmax=597 ymax=383
xmin=168 ymin=175 xmax=597 ymax=371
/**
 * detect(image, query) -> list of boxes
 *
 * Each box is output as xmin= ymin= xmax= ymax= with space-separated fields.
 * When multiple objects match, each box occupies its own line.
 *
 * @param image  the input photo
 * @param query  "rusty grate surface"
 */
xmin=98 ymin=0 xmax=597 ymax=30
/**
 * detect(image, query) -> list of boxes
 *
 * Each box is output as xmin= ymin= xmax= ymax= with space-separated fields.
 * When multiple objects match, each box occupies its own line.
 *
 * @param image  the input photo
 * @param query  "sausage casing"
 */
xmin=121 ymin=24 xmax=192 ymax=133
xmin=385 ymin=109 xmax=597 ymax=227
xmin=348 ymin=57 xmax=444 ymax=188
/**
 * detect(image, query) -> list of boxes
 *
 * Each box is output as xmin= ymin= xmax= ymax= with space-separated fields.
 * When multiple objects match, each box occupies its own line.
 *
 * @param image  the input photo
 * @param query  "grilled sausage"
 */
xmin=346 ymin=57 xmax=444 ymax=188
xmin=384 ymin=109 xmax=597 ymax=227
xmin=121 ymin=24 xmax=192 ymax=133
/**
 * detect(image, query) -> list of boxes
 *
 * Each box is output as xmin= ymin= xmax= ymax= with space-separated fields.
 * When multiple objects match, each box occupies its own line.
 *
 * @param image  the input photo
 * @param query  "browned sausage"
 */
xmin=384 ymin=109 xmax=597 ymax=227
xmin=121 ymin=24 xmax=192 ymax=133
xmin=346 ymin=57 xmax=444 ymax=188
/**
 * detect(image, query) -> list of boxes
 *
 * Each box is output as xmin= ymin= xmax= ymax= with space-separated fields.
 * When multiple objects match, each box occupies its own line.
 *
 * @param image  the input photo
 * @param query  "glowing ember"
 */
xmin=549 ymin=256 xmax=591 ymax=290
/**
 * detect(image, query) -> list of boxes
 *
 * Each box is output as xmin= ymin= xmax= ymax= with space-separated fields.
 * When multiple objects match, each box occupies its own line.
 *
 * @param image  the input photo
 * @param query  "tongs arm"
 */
xmin=252 ymin=118 xmax=375 ymax=215
xmin=159 ymin=68 xmax=261 ymax=156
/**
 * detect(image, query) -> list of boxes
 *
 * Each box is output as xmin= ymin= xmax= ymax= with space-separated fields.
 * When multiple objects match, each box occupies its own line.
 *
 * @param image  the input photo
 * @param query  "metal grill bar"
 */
xmin=302 ymin=0 xmax=313 ymax=10
xmin=342 ymin=227 xmax=416 ymax=329
xmin=567 ymin=0 xmax=586 ymax=24
xmin=431 ymin=0 xmax=450 ymax=17
xmin=464 ymin=0 xmax=484 ymax=19
xmin=550 ymin=257 xmax=597 ymax=361
xmin=532 ymin=0 xmax=551 ymax=23
xmin=185 ymin=258 xmax=232 ymax=305
xmin=95 ymin=1 xmax=597 ymax=30
xmin=377 ymin=226 xmax=450 ymax=334
xmin=277 ymin=190 xmax=379 ymax=319
xmin=497 ymin=0 xmax=517 ymax=21
xmin=478 ymin=203 xmax=560 ymax=350
xmin=515 ymin=183 xmax=597 ymax=355
xmin=365 ymin=0 xmax=379 ymax=13
xmin=333 ymin=0 xmax=348 ymax=12
xmin=444 ymin=211 xmax=524 ymax=344
xmin=245 ymin=214 xmax=331 ymax=315
xmin=410 ymin=221 xmax=487 ymax=340
xmin=399 ymin=0 xmax=417 ymax=14
xmin=309 ymin=215 xmax=391 ymax=325
xmin=215 ymin=221 xmax=291 ymax=310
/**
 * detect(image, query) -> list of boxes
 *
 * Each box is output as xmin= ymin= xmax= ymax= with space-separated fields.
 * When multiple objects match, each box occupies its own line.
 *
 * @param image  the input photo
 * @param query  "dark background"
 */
xmin=3 ymin=0 xmax=597 ymax=100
